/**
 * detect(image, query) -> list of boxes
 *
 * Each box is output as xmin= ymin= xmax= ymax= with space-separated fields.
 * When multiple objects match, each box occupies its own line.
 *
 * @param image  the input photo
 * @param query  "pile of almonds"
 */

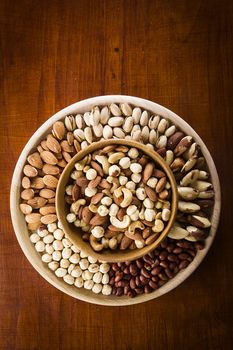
xmin=65 ymin=145 xmax=172 ymax=251
xmin=19 ymin=102 xmax=214 ymax=297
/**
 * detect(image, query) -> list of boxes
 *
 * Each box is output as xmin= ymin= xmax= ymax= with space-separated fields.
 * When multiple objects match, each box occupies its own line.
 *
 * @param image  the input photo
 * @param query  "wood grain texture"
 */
xmin=0 ymin=0 xmax=233 ymax=349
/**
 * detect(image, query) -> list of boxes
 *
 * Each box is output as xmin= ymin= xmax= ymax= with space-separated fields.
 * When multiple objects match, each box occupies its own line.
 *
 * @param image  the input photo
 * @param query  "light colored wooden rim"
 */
xmin=56 ymin=139 xmax=178 ymax=262
xmin=10 ymin=95 xmax=221 ymax=306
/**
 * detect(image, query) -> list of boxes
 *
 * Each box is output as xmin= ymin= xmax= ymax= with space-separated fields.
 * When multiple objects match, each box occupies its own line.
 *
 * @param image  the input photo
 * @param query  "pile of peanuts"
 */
xmin=65 ymin=145 xmax=172 ymax=251
xmin=109 ymin=237 xmax=205 ymax=297
xmin=19 ymin=102 xmax=214 ymax=297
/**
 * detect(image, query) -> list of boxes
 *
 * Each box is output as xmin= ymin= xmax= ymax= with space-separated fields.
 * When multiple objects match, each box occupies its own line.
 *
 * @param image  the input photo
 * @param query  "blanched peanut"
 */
xmin=86 ymin=168 xmax=97 ymax=180
xmin=130 ymin=163 xmax=142 ymax=173
xmin=91 ymin=226 xmax=105 ymax=239
xmin=119 ymin=157 xmax=131 ymax=169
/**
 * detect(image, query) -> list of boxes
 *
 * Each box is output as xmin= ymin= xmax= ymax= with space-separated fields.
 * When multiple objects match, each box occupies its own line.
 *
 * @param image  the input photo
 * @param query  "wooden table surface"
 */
xmin=1 ymin=0 xmax=232 ymax=349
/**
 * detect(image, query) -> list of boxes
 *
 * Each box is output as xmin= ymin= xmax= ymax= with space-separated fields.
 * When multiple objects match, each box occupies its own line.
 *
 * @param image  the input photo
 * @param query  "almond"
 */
xmin=27 ymin=152 xmax=43 ymax=169
xmin=72 ymin=184 xmax=80 ymax=201
xmin=91 ymin=161 xmax=104 ymax=176
xmin=46 ymin=134 xmax=61 ymax=153
xmin=19 ymin=203 xmax=32 ymax=215
xmin=41 ymin=140 xmax=49 ymax=150
xmin=108 ymin=225 xmax=124 ymax=232
xmin=89 ymin=214 xmax=108 ymax=226
xmin=153 ymin=169 xmax=165 ymax=178
xmin=113 ymin=194 xmax=123 ymax=206
xmin=39 ymin=205 xmax=56 ymax=215
xmin=158 ymin=189 xmax=169 ymax=200
xmin=67 ymin=131 xmax=74 ymax=146
xmin=138 ymin=155 xmax=149 ymax=167
xmin=48 ymin=198 xmax=56 ymax=204
xmin=98 ymin=179 xmax=111 ymax=189
xmin=145 ymin=186 xmax=157 ymax=202
xmin=40 ymin=151 xmax=58 ymax=165
xmin=31 ymin=177 xmax=44 ymax=189
xmin=43 ymin=175 xmax=58 ymax=188
xmin=74 ymin=140 xmax=81 ymax=153
xmin=131 ymin=196 xmax=141 ymax=206
xmin=155 ymin=177 xmax=167 ymax=193
xmin=27 ymin=222 xmax=41 ymax=231
xmin=39 ymin=189 xmax=55 ymax=199
xmin=81 ymin=207 xmax=93 ymax=223
xmin=63 ymin=151 xmax=72 ymax=163
xmin=60 ymin=140 xmax=74 ymax=153
xmin=76 ymin=177 xmax=89 ymax=187
xmin=125 ymin=230 xmax=144 ymax=242
xmin=142 ymin=220 xmax=154 ymax=227
xmin=23 ymin=164 xmax=38 ymax=177
xmin=117 ymin=208 xmax=126 ymax=221
xmin=25 ymin=213 xmax=41 ymax=224
xmin=52 ymin=121 xmax=65 ymax=140
xmin=120 ymin=236 xmax=132 ymax=250
xmin=21 ymin=189 xmax=34 ymax=200
xmin=91 ymin=192 xmax=104 ymax=204
xmin=88 ymin=176 xmax=101 ymax=189
xmin=142 ymin=163 xmax=154 ymax=182
xmin=55 ymin=152 xmax=63 ymax=160
xmin=42 ymin=164 xmax=60 ymax=175
xmin=99 ymin=145 xmax=116 ymax=154
xmin=21 ymin=176 xmax=31 ymax=189
xmin=57 ymin=159 xmax=67 ymax=168
xmin=41 ymin=214 xmax=57 ymax=224
xmin=145 ymin=232 xmax=160 ymax=245
xmin=27 ymin=197 xmax=47 ymax=208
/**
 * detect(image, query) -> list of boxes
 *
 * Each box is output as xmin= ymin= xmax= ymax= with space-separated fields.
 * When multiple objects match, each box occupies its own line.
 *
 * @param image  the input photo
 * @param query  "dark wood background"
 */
xmin=0 ymin=1 xmax=232 ymax=349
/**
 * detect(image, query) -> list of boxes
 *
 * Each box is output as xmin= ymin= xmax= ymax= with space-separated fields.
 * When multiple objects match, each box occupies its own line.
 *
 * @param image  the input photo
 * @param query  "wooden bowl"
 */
xmin=10 ymin=95 xmax=221 ymax=305
xmin=56 ymin=139 xmax=178 ymax=263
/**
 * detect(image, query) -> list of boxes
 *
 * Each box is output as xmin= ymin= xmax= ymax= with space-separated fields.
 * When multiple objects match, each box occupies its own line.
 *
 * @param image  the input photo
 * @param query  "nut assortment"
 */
xmin=19 ymin=102 xmax=215 ymax=298
xmin=65 ymin=145 xmax=172 ymax=251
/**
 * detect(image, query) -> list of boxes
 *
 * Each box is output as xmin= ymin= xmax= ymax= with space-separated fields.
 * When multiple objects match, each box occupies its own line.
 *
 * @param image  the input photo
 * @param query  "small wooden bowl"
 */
xmin=56 ymin=139 xmax=178 ymax=262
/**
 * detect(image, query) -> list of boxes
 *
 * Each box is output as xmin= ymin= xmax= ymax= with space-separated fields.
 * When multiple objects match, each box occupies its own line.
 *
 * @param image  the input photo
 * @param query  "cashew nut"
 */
xmin=108 ymin=152 xmax=125 ymax=164
xmin=114 ymin=186 xmax=123 ymax=198
xmin=95 ymin=155 xmax=109 ymax=174
xmin=90 ymin=234 xmax=104 ymax=251
xmin=110 ymin=215 xmax=131 ymax=229
xmin=71 ymin=199 xmax=86 ymax=214
xmin=120 ymin=188 xmax=133 ymax=208
xmin=89 ymin=203 xmax=98 ymax=213
xmin=128 ymin=221 xmax=145 ymax=234
xmin=74 ymin=156 xmax=89 ymax=171
xmin=107 ymin=176 xmax=120 ymax=193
